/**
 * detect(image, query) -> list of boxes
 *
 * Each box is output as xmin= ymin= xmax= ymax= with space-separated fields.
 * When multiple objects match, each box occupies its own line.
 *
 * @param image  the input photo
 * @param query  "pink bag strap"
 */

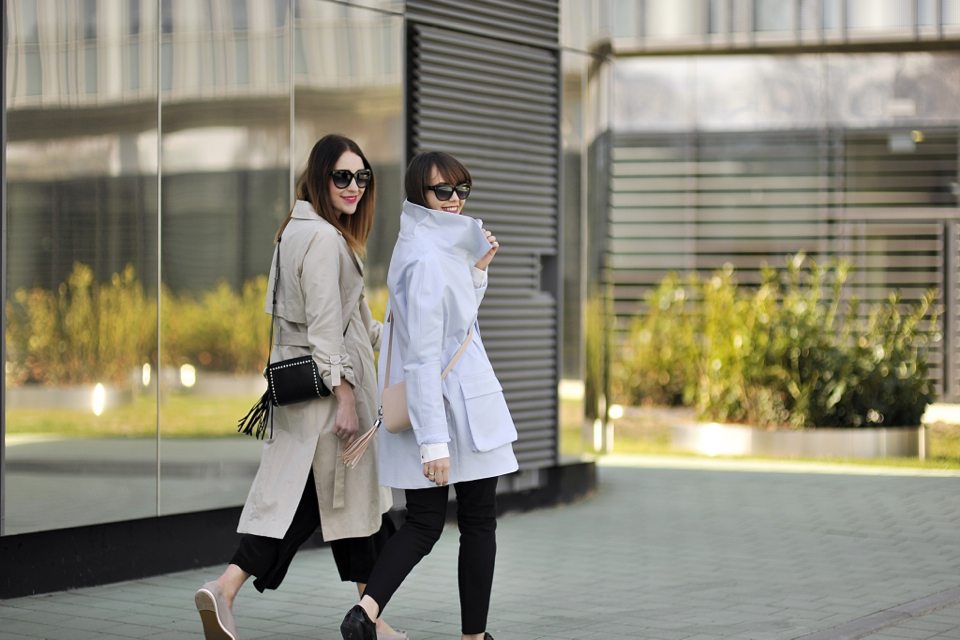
xmin=383 ymin=311 xmax=474 ymax=387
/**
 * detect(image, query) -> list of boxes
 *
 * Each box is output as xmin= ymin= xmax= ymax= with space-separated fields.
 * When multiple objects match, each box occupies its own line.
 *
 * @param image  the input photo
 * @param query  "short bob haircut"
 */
xmin=404 ymin=151 xmax=472 ymax=209
xmin=276 ymin=134 xmax=376 ymax=256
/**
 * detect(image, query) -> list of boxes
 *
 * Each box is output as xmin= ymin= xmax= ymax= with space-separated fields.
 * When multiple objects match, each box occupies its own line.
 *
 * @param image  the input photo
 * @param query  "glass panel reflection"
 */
xmin=157 ymin=0 xmax=290 ymax=516
xmin=4 ymin=0 xmax=159 ymax=534
xmin=560 ymin=51 xmax=588 ymax=458
xmin=294 ymin=0 xmax=403 ymax=289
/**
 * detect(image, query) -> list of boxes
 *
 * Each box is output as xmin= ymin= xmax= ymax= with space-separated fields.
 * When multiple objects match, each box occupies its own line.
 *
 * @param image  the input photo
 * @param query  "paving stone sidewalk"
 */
xmin=4 ymin=460 xmax=960 ymax=640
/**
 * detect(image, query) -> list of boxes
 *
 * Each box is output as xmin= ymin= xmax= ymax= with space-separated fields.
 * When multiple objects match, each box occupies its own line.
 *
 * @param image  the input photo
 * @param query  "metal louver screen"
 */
xmin=608 ymin=129 xmax=960 ymax=400
xmin=409 ymin=22 xmax=561 ymax=468
xmin=405 ymin=0 xmax=559 ymax=49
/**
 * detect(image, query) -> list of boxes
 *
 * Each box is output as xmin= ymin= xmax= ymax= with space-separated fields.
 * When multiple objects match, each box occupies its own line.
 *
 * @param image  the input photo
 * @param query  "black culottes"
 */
xmin=231 ymin=469 xmax=396 ymax=592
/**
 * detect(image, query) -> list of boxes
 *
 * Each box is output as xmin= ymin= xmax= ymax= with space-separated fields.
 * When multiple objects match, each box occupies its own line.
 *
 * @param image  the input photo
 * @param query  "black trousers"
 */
xmin=363 ymin=476 xmax=499 ymax=635
xmin=231 ymin=469 xmax=396 ymax=593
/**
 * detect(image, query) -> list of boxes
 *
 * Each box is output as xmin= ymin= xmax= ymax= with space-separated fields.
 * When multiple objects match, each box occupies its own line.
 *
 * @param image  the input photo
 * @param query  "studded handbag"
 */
xmin=237 ymin=233 xmax=350 ymax=440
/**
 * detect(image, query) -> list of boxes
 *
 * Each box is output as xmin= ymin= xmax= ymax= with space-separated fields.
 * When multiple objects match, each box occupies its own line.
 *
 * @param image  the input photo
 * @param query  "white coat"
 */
xmin=376 ymin=200 xmax=519 ymax=490
xmin=237 ymin=200 xmax=392 ymax=541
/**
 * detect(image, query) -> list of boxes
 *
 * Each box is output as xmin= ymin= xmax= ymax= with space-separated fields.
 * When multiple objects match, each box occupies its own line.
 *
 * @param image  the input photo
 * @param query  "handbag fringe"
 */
xmin=237 ymin=390 xmax=273 ymax=440
xmin=339 ymin=413 xmax=381 ymax=467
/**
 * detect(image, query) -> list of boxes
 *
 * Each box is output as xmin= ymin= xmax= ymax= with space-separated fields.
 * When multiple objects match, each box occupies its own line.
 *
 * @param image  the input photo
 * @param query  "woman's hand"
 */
xmin=423 ymin=457 xmax=451 ymax=486
xmin=332 ymin=383 xmax=359 ymax=448
xmin=474 ymin=228 xmax=499 ymax=271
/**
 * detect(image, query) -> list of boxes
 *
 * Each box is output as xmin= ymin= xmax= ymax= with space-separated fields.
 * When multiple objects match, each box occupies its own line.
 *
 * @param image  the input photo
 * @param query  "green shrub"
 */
xmin=5 ymin=264 xmax=157 ymax=387
xmin=6 ymin=263 xmax=271 ymax=387
xmin=614 ymin=254 xmax=939 ymax=429
xmin=161 ymin=277 xmax=270 ymax=374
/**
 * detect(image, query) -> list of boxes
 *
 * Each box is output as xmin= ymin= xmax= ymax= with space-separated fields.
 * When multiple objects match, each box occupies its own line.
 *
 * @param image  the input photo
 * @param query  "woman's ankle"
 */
xmin=215 ymin=564 xmax=249 ymax=606
xmin=358 ymin=595 xmax=380 ymax=622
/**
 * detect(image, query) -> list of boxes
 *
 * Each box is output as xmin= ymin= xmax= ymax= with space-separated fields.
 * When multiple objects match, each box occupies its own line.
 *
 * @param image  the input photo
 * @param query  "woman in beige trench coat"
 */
xmin=193 ymin=135 xmax=403 ymax=640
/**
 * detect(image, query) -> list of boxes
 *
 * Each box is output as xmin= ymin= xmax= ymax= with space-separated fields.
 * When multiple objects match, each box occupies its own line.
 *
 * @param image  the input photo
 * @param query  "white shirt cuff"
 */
xmin=472 ymin=267 xmax=488 ymax=288
xmin=420 ymin=443 xmax=449 ymax=464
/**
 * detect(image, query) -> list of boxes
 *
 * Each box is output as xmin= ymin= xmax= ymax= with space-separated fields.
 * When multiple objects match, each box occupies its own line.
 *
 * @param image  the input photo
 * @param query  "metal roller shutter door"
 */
xmin=405 ymin=0 xmax=559 ymax=49
xmin=408 ymin=19 xmax=560 ymax=468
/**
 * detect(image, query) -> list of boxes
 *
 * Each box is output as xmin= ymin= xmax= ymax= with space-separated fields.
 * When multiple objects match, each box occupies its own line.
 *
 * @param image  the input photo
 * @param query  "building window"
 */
xmin=84 ymin=0 xmax=98 ymax=94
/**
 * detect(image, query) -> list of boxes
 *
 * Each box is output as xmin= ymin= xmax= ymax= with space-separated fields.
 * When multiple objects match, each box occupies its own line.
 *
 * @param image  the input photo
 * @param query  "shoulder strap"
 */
xmin=441 ymin=328 xmax=474 ymax=379
xmin=383 ymin=311 xmax=474 ymax=387
xmin=266 ymin=238 xmax=282 ymax=365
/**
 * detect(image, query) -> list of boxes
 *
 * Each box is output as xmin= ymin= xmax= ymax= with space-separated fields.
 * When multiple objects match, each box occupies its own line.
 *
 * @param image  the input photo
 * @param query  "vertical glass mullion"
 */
xmin=1 ymin=0 xmax=8 ymax=538
xmin=156 ymin=0 xmax=163 ymax=518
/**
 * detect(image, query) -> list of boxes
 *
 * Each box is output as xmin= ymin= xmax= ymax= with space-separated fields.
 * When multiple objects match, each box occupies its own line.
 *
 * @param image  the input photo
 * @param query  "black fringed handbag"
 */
xmin=237 ymin=234 xmax=349 ymax=439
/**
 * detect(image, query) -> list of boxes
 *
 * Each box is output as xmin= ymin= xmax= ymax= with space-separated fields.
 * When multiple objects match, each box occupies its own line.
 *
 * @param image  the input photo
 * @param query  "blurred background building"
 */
xmin=3 ymin=0 xmax=960 ymax=596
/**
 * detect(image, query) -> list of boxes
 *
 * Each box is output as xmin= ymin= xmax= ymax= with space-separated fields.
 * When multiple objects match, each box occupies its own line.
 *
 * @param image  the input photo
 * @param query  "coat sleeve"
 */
xmin=472 ymin=266 xmax=488 ymax=306
xmin=301 ymin=230 xmax=355 ymax=389
xmin=401 ymin=254 xmax=450 ymax=446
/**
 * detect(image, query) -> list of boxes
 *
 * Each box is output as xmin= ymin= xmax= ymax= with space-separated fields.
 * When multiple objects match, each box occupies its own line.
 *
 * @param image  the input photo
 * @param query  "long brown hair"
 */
xmin=404 ymin=151 xmax=472 ymax=209
xmin=276 ymin=134 xmax=376 ymax=256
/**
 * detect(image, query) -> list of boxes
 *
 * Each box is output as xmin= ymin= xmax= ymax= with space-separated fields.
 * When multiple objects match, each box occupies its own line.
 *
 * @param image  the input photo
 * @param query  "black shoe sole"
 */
xmin=340 ymin=616 xmax=374 ymax=640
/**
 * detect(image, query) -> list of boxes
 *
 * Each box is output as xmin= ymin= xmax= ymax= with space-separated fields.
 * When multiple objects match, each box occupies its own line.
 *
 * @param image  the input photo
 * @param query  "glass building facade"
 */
xmin=4 ymin=0 xmax=403 ymax=535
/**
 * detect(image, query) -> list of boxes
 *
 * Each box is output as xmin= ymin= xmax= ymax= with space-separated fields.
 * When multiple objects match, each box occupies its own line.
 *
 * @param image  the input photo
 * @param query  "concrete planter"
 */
xmin=672 ymin=421 xmax=928 ymax=459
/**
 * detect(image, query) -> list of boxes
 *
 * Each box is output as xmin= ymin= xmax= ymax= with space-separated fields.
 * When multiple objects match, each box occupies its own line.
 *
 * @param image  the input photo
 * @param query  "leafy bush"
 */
xmin=6 ymin=263 xmax=271 ymax=387
xmin=613 ymin=254 xmax=939 ymax=429
xmin=5 ymin=264 xmax=157 ymax=387
xmin=161 ymin=277 xmax=270 ymax=374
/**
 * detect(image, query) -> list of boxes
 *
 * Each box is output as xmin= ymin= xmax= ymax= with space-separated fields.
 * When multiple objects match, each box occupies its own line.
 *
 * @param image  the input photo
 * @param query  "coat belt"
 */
xmin=333 ymin=457 xmax=346 ymax=509
xmin=274 ymin=328 xmax=311 ymax=347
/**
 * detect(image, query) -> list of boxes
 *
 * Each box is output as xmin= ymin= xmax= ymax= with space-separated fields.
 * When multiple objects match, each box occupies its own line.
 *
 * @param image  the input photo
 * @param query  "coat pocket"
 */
xmin=459 ymin=372 xmax=518 ymax=452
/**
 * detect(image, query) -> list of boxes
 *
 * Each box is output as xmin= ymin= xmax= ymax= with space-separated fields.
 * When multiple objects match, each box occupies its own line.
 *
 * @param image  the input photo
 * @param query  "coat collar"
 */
xmin=289 ymin=200 xmax=363 ymax=276
xmin=400 ymin=199 xmax=491 ymax=263
xmin=292 ymin=199 xmax=322 ymax=221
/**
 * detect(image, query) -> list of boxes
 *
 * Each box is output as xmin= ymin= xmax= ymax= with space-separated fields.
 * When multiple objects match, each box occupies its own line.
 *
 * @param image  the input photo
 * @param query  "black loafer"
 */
xmin=341 ymin=604 xmax=377 ymax=640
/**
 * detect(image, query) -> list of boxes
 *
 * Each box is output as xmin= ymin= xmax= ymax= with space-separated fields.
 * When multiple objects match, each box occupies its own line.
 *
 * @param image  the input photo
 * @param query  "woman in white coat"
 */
xmin=339 ymin=152 xmax=519 ymax=640
xmin=193 ymin=135 xmax=403 ymax=640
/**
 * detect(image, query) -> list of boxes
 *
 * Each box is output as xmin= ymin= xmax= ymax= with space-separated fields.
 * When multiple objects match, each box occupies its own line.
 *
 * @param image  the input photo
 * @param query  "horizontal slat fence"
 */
xmin=608 ymin=129 xmax=960 ymax=400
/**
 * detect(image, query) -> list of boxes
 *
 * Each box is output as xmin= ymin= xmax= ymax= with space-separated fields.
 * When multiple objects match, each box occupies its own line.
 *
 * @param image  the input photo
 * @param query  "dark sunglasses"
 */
xmin=330 ymin=169 xmax=372 ymax=189
xmin=427 ymin=183 xmax=471 ymax=201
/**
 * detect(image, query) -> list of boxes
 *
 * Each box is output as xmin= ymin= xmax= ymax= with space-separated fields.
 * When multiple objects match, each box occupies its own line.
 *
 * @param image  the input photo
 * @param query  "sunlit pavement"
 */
xmin=4 ymin=457 xmax=960 ymax=640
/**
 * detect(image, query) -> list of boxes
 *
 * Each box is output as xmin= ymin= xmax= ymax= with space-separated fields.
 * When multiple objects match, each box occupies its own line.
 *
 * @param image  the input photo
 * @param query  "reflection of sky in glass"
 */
xmin=615 ymin=53 xmax=960 ymax=132
xmin=565 ymin=0 xmax=957 ymax=52
xmin=847 ymin=0 xmax=912 ymax=30
xmin=614 ymin=57 xmax=693 ymax=132
xmin=754 ymin=0 xmax=792 ymax=31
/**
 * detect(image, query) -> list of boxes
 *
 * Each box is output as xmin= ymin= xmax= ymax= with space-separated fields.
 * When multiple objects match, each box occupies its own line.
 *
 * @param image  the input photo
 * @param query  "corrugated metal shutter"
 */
xmin=407 ymin=14 xmax=561 ymax=468
xmin=608 ymin=129 xmax=959 ymax=400
xmin=405 ymin=0 xmax=559 ymax=49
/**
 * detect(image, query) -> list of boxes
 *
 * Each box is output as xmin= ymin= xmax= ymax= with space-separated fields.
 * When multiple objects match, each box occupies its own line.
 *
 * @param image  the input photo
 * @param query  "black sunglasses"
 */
xmin=330 ymin=169 xmax=372 ymax=189
xmin=427 ymin=183 xmax=471 ymax=201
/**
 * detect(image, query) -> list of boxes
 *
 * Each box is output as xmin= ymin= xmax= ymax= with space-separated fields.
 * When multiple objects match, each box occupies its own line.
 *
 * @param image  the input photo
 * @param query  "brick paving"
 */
xmin=3 ymin=458 xmax=960 ymax=639
xmin=868 ymin=603 xmax=960 ymax=640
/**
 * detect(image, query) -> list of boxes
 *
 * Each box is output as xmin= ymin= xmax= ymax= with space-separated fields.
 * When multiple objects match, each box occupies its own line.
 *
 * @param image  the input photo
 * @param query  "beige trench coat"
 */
xmin=237 ymin=200 xmax=392 ymax=541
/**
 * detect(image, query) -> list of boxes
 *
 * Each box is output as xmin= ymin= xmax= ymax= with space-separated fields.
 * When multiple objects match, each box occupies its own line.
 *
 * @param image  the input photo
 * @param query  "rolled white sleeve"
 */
xmin=472 ymin=267 xmax=487 ymax=288
xmin=420 ymin=443 xmax=449 ymax=463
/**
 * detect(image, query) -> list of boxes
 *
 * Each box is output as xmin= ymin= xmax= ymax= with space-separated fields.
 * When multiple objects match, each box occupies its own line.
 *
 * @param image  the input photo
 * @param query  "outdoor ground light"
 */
xmin=92 ymin=383 xmax=105 ymax=416
xmin=180 ymin=364 xmax=197 ymax=388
